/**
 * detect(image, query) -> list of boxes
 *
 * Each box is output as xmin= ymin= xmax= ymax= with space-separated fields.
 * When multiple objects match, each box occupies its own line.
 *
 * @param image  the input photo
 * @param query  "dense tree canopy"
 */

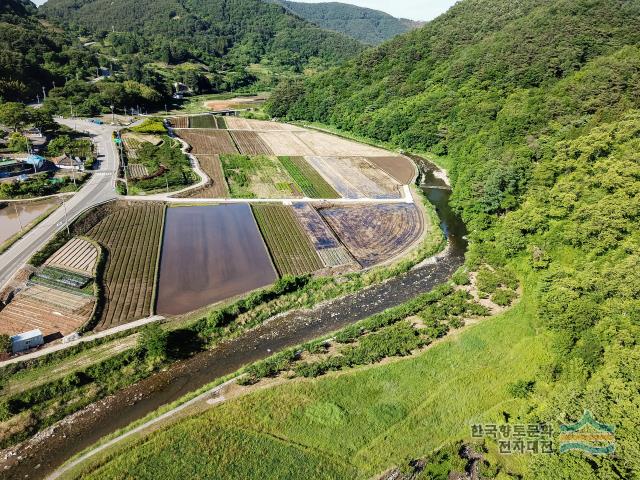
xmin=268 ymin=0 xmax=420 ymax=45
xmin=268 ymin=0 xmax=640 ymax=477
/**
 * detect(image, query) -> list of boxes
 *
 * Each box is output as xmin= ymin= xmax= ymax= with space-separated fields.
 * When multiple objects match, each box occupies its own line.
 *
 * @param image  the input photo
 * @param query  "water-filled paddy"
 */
xmin=0 ymin=198 xmax=59 ymax=245
xmin=156 ymin=204 xmax=277 ymax=316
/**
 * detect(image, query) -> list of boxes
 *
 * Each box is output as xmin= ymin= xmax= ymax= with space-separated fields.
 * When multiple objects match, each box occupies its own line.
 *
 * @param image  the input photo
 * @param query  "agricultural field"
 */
xmin=124 ymin=137 xmax=196 ymax=194
xmin=188 ymin=155 xmax=229 ymax=198
xmin=257 ymin=131 xmax=315 ymax=156
xmin=279 ymin=156 xmax=339 ymax=199
xmin=305 ymin=156 xmax=401 ymax=199
xmin=188 ymin=115 xmax=218 ymax=129
xmin=220 ymin=154 xmax=301 ymax=199
xmin=169 ymin=117 xmax=189 ymax=129
xmin=45 ymin=238 xmax=98 ymax=275
xmin=126 ymin=164 xmax=149 ymax=180
xmin=294 ymin=131 xmax=391 ymax=156
xmin=320 ymin=204 xmax=423 ymax=267
xmin=156 ymin=205 xmax=277 ymax=316
xmin=365 ymin=156 xmax=416 ymax=184
xmin=87 ymin=204 xmax=165 ymax=330
xmin=230 ymin=131 xmax=273 ymax=155
xmin=291 ymin=203 xmax=355 ymax=268
xmin=225 ymin=117 xmax=304 ymax=131
xmin=177 ymin=130 xmax=239 ymax=155
xmin=0 ymin=284 xmax=94 ymax=337
xmin=252 ymin=204 xmax=323 ymax=276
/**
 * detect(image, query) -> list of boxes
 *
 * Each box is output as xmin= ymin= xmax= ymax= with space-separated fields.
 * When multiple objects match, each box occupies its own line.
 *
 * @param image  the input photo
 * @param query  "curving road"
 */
xmin=0 ymin=119 xmax=120 ymax=291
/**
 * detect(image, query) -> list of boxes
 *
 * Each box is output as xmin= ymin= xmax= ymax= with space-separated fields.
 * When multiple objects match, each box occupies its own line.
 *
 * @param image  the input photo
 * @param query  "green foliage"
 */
xmin=138 ymin=323 xmax=169 ymax=361
xmin=41 ymin=0 xmax=364 ymax=90
xmin=0 ymin=334 xmax=11 ymax=354
xmin=130 ymin=118 xmax=166 ymax=134
xmin=7 ymin=132 xmax=27 ymax=152
xmin=0 ymin=102 xmax=29 ymax=131
xmin=507 ymin=379 xmax=535 ymax=399
xmin=491 ymin=288 xmax=517 ymax=307
xmin=269 ymin=0 xmax=417 ymax=45
xmin=127 ymin=137 xmax=193 ymax=193
xmin=0 ymin=173 xmax=87 ymax=200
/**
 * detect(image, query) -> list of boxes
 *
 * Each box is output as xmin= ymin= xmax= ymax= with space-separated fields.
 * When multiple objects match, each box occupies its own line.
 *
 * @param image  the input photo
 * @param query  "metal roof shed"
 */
xmin=10 ymin=329 xmax=44 ymax=354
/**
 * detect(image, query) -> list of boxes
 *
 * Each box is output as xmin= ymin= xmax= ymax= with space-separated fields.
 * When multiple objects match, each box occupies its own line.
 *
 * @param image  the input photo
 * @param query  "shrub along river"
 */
xmin=1 ymin=159 xmax=468 ymax=480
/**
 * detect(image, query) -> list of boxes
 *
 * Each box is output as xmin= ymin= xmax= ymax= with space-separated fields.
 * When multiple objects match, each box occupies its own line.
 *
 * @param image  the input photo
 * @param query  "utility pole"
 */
xmin=42 ymin=86 xmax=46 ymax=99
xmin=111 ymin=105 xmax=115 ymax=124
xmin=61 ymin=196 xmax=71 ymax=236
xmin=165 ymin=172 xmax=169 ymax=193
xmin=36 ymin=94 xmax=40 ymax=105
xmin=13 ymin=203 xmax=23 ymax=231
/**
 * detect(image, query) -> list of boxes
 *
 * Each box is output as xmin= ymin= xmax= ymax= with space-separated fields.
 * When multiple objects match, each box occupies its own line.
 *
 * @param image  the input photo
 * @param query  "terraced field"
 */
xmin=188 ymin=115 xmax=217 ymax=129
xmin=230 ymin=131 xmax=273 ymax=155
xmin=252 ymin=204 xmax=322 ymax=276
xmin=0 ymin=284 xmax=94 ymax=337
xmin=188 ymin=155 xmax=229 ymax=198
xmin=45 ymin=237 xmax=98 ymax=275
xmin=279 ymin=156 xmax=339 ymax=198
xmin=220 ymin=154 xmax=301 ymax=199
xmin=170 ymin=117 xmax=189 ymax=129
xmin=305 ymin=156 xmax=401 ymax=199
xmin=87 ymin=204 xmax=165 ymax=330
xmin=225 ymin=117 xmax=303 ymax=131
xmin=126 ymin=164 xmax=149 ymax=180
xmin=320 ymin=204 xmax=423 ymax=267
xmin=177 ymin=130 xmax=238 ymax=155
xmin=257 ymin=131 xmax=315 ymax=156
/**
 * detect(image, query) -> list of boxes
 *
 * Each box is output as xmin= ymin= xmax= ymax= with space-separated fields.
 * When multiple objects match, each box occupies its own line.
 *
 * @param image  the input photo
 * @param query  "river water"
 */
xmin=2 ymin=158 xmax=467 ymax=480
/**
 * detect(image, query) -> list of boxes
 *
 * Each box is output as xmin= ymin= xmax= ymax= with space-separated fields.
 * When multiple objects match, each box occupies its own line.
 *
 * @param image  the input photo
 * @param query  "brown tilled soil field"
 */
xmin=230 ymin=131 xmax=273 ymax=155
xmin=170 ymin=117 xmax=189 ymax=129
xmin=176 ymin=130 xmax=238 ymax=155
xmin=294 ymin=131 xmax=391 ymax=156
xmin=0 ymin=285 xmax=94 ymax=337
xmin=366 ymin=156 xmax=417 ymax=184
xmin=204 ymin=95 xmax=266 ymax=111
xmin=319 ymin=204 xmax=423 ymax=268
xmin=188 ymin=155 xmax=229 ymax=199
xmin=45 ymin=238 xmax=98 ymax=275
xmin=257 ymin=131 xmax=315 ymax=156
xmin=225 ymin=117 xmax=304 ymax=131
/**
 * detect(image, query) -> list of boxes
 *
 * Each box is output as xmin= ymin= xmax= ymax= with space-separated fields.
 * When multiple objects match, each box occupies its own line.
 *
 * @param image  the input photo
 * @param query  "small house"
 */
xmin=11 ymin=329 xmax=44 ymax=353
xmin=53 ymin=154 xmax=84 ymax=171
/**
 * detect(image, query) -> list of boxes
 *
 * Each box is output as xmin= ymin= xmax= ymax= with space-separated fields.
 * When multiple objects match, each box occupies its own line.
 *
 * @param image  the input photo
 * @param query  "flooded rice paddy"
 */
xmin=0 ymin=199 xmax=59 ymax=245
xmin=155 ymin=204 xmax=277 ymax=315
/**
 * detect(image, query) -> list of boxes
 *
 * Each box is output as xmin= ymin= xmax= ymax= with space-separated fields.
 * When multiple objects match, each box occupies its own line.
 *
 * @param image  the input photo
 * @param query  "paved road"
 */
xmin=0 ymin=119 xmax=120 ymax=291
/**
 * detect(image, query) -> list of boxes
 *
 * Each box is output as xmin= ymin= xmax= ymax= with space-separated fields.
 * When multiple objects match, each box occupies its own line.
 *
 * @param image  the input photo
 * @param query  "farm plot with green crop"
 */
xmin=87 ymin=204 xmax=165 ymax=330
xmin=220 ymin=154 xmax=302 ymax=199
xmin=279 ymin=156 xmax=339 ymax=199
xmin=189 ymin=115 xmax=218 ymax=129
xmin=252 ymin=205 xmax=322 ymax=276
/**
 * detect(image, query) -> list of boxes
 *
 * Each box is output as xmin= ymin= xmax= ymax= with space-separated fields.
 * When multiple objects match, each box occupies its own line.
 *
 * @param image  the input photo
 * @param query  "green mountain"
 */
xmin=269 ymin=0 xmax=640 ymax=477
xmin=40 ymin=0 xmax=364 ymax=76
xmin=0 ymin=0 xmax=95 ymax=101
xmin=267 ymin=0 xmax=423 ymax=44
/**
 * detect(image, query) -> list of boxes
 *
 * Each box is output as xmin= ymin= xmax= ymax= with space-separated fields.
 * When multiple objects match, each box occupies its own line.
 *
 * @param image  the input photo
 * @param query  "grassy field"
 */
xmin=66 ymin=269 xmax=546 ymax=479
xmin=279 ymin=156 xmax=339 ymax=198
xmin=87 ymin=204 xmax=165 ymax=330
xmin=220 ymin=154 xmax=301 ymax=199
xmin=252 ymin=204 xmax=323 ymax=276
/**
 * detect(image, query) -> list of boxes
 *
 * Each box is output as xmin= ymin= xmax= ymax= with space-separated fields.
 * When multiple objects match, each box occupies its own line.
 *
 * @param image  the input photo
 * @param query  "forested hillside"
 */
xmin=0 ymin=0 xmax=95 ymax=101
xmin=267 ymin=0 xmax=421 ymax=44
xmin=269 ymin=0 xmax=640 ymax=477
xmin=40 ymin=0 xmax=364 ymax=77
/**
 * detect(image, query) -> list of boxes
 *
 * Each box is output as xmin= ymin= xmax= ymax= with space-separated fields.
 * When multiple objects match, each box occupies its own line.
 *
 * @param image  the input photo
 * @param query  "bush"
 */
xmin=138 ymin=323 xmax=169 ymax=361
xmin=294 ymin=362 xmax=327 ymax=378
xmin=491 ymin=288 xmax=517 ymax=307
xmin=0 ymin=334 xmax=11 ymax=354
xmin=507 ymin=380 xmax=535 ymax=398
xmin=130 ymin=118 xmax=166 ymax=134
xmin=452 ymin=269 xmax=471 ymax=286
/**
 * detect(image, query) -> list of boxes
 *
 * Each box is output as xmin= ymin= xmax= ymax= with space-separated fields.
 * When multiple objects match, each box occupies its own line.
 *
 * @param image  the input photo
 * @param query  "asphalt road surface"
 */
xmin=0 ymin=119 xmax=120 ymax=290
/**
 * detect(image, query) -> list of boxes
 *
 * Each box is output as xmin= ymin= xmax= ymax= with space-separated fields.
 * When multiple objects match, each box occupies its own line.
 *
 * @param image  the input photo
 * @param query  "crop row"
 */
xmin=87 ymin=204 xmax=165 ymax=330
xmin=278 ymin=156 xmax=339 ymax=199
xmin=252 ymin=205 xmax=322 ymax=276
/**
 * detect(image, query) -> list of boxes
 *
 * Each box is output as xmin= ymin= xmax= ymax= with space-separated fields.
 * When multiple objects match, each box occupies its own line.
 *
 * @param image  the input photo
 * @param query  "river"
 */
xmin=1 ymin=158 xmax=467 ymax=480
